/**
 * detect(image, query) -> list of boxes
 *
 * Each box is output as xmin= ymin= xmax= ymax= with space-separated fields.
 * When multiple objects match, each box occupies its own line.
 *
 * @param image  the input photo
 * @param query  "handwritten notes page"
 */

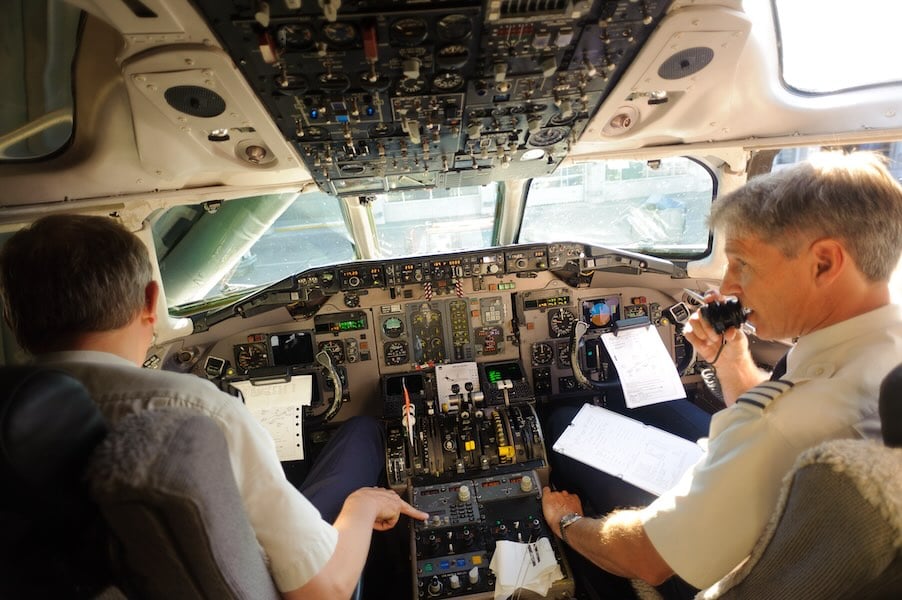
xmin=231 ymin=375 xmax=313 ymax=461
xmin=552 ymin=404 xmax=704 ymax=496
xmin=601 ymin=325 xmax=686 ymax=408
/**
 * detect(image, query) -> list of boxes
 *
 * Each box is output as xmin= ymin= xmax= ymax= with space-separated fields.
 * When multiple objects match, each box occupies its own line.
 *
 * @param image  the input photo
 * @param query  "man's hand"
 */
xmin=682 ymin=291 xmax=749 ymax=366
xmin=344 ymin=487 xmax=429 ymax=531
xmin=541 ymin=486 xmax=583 ymax=537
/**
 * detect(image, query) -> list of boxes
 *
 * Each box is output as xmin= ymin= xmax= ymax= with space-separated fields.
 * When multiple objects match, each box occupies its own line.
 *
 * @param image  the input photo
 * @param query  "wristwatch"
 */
xmin=559 ymin=512 xmax=583 ymax=545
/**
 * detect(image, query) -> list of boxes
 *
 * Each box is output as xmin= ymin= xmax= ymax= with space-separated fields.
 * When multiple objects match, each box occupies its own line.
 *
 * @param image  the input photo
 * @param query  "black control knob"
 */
xmin=462 ymin=527 xmax=475 ymax=546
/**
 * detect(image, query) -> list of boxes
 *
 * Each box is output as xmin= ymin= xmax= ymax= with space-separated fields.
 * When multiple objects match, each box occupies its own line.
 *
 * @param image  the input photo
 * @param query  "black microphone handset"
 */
xmin=700 ymin=299 xmax=748 ymax=334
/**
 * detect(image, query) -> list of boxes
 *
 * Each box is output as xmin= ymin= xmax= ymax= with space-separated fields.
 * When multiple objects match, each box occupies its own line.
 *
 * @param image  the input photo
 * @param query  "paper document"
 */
xmin=601 ymin=326 xmax=686 ymax=408
xmin=232 ymin=375 xmax=313 ymax=461
xmin=489 ymin=537 xmax=564 ymax=600
xmin=552 ymin=404 xmax=704 ymax=496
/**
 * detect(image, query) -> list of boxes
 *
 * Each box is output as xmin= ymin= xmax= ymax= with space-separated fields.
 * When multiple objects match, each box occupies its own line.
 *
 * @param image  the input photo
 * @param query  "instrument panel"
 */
xmin=191 ymin=0 xmax=674 ymax=196
xmin=164 ymin=240 xmax=698 ymax=600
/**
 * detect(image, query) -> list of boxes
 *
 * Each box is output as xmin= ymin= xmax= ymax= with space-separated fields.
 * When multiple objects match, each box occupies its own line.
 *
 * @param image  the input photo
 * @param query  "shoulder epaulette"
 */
xmin=735 ymin=380 xmax=795 ymax=409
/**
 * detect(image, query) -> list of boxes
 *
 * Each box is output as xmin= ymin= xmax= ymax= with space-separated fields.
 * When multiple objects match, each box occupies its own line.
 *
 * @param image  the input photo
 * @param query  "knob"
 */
xmin=427 ymin=576 xmax=443 ymax=596
xmin=560 ymin=99 xmax=573 ymax=120
xmin=431 ymin=514 xmax=443 ymax=527
xmin=527 ymin=116 xmax=543 ymax=134
xmin=462 ymin=527 xmax=475 ymax=545
xmin=449 ymin=574 xmax=461 ymax=590
xmin=493 ymin=62 xmax=508 ymax=83
xmin=468 ymin=567 xmax=480 ymax=585
xmin=520 ymin=475 xmax=534 ymax=493
xmin=402 ymin=57 xmax=421 ymax=80
xmin=458 ymin=485 xmax=471 ymax=502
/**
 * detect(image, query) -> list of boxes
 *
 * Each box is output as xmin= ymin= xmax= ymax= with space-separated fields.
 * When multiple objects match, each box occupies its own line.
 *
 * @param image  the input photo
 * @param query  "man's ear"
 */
xmin=143 ymin=280 xmax=160 ymax=324
xmin=810 ymin=238 xmax=844 ymax=284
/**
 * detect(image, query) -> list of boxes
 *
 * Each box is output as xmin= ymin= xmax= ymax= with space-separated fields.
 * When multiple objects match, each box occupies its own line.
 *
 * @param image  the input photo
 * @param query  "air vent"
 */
xmin=163 ymin=86 xmax=226 ymax=118
xmin=658 ymin=47 xmax=715 ymax=80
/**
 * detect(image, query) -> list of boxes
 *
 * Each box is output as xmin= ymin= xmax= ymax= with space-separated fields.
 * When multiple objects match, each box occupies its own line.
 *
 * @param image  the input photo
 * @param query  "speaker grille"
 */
xmin=657 ymin=47 xmax=714 ymax=80
xmin=163 ymin=85 xmax=226 ymax=118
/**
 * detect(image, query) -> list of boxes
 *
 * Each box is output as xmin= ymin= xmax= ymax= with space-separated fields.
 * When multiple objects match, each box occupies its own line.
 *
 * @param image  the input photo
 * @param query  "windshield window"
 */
xmin=0 ymin=1 xmax=80 ymax=160
xmin=520 ymin=157 xmax=714 ymax=257
xmin=153 ymin=192 xmax=356 ymax=312
xmin=372 ymin=184 xmax=499 ymax=257
xmin=772 ymin=0 xmax=902 ymax=93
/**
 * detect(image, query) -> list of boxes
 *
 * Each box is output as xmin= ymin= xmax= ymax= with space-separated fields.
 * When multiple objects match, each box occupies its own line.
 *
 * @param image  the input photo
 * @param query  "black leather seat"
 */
xmin=0 ymin=366 xmax=281 ymax=599
xmin=0 ymin=366 xmax=112 ymax=598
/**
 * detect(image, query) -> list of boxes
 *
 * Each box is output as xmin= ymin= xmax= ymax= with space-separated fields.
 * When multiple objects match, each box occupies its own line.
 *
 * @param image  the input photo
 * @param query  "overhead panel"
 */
xmin=192 ymin=0 xmax=674 ymax=196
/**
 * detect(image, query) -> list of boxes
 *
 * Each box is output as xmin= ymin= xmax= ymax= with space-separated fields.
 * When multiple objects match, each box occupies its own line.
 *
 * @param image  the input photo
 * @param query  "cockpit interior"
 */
xmin=2 ymin=0 xmax=902 ymax=598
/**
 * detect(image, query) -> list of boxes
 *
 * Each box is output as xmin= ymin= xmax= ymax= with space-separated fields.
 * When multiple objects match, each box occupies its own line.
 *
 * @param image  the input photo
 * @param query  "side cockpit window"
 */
xmin=0 ymin=1 xmax=81 ymax=160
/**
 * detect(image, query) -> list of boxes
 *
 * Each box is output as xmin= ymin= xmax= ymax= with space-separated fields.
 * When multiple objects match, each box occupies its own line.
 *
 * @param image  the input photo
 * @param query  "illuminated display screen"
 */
xmin=481 ymin=480 xmax=501 ymax=488
xmin=485 ymin=361 xmax=523 ymax=383
xmin=338 ymin=318 xmax=367 ymax=331
xmin=524 ymin=295 xmax=570 ymax=310
xmin=581 ymin=296 xmax=621 ymax=329
xmin=271 ymin=332 xmax=314 ymax=366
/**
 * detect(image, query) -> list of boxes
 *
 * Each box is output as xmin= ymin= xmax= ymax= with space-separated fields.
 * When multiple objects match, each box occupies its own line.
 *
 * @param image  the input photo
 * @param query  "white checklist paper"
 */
xmin=489 ymin=537 xmax=564 ymax=600
xmin=601 ymin=325 xmax=687 ymax=408
xmin=231 ymin=375 xmax=313 ymax=461
xmin=552 ymin=404 xmax=704 ymax=496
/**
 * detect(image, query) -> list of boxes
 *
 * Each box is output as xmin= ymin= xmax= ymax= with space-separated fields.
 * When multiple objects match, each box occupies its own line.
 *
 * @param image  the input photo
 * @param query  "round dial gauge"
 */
xmin=235 ymin=343 xmax=268 ymax=372
xmin=322 ymin=22 xmax=357 ymax=45
xmin=390 ymin=17 xmax=429 ymax=46
xmin=382 ymin=316 xmax=405 ymax=338
xmin=276 ymin=24 xmax=314 ymax=51
xmin=548 ymin=307 xmax=577 ymax=338
xmin=318 ymin=340 xmax=346 ymax=364
xmin=396 ymin=77 xmax=427 ymax=95
xmin=437 ymin=14 xmax=471 ymax=41
xmin=528 ymin=126 xmax=569 ymax=148
xmin=384 ymin=341 xmax=409 ymax=366
xmin=318 ymin=72 xmax=351 ymax=93
xmin=432 ymin=71 xmax=464 ymax=91
xmin=557 ymin=342 xmax=572 ymax=367
xmin=436 ymin=44 xmax=470 ymax=70
xmin=531 ymin=342 xmax=554 ymax=366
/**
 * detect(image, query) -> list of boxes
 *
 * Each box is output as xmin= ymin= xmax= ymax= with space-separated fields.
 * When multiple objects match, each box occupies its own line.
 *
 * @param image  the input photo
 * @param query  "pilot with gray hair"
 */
xmin=542 ymin=151 xmax=902 ymax=598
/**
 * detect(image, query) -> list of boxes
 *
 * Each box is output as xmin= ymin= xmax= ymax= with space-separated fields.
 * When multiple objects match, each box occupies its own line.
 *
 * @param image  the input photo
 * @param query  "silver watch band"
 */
xmin=559 ymin=512 xmax=583 ymax=545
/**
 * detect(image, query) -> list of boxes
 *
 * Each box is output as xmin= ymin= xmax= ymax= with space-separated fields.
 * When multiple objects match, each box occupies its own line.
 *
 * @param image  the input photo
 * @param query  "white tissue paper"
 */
xmin=488 ymin=537 xmax=564 ymax=600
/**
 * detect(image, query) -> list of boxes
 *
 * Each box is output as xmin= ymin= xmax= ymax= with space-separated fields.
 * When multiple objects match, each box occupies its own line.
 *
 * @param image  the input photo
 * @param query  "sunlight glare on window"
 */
xmin=773 ymin=0 xmax=902 ymax=93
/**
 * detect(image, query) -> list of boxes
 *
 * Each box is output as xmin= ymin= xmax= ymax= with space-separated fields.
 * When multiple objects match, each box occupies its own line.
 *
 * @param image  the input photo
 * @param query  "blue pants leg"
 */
xmin=299 ymin=415 xmax=385 ymax=523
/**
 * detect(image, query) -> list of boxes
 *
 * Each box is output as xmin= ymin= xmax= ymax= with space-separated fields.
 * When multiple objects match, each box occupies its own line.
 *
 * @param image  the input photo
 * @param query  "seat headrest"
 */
xmin=879 ymin=363 xmax=902 ymax=448
xmin=0 ymin=366 xmax=107 ymax=513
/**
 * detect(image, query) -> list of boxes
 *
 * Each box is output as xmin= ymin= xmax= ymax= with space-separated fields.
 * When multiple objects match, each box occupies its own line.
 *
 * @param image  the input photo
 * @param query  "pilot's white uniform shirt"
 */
xmin=35 ymin=350 xmax=337 ymax=593
xmin=641 ymin=303 xmax=902 ymax=589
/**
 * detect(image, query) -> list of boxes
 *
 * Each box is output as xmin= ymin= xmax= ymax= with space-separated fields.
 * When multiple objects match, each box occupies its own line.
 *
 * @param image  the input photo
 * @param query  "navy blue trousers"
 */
xmin=546 ymin=398 xmax=711 ymax=600
xmin=298 ymin=415 xmax=385 ymax=523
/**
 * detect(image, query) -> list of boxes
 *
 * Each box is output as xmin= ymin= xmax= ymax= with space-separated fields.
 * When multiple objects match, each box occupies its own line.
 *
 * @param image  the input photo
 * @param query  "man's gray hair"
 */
xmin=709 ymin=151 xmax=902 ymax=281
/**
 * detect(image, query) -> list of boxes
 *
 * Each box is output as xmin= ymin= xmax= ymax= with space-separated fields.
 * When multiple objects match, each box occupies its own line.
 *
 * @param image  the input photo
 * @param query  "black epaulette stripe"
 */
xmin=735 ymin=380 xmax=795 ymax=409
xmin=737 ymin=397 xmax=766 ymax=409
